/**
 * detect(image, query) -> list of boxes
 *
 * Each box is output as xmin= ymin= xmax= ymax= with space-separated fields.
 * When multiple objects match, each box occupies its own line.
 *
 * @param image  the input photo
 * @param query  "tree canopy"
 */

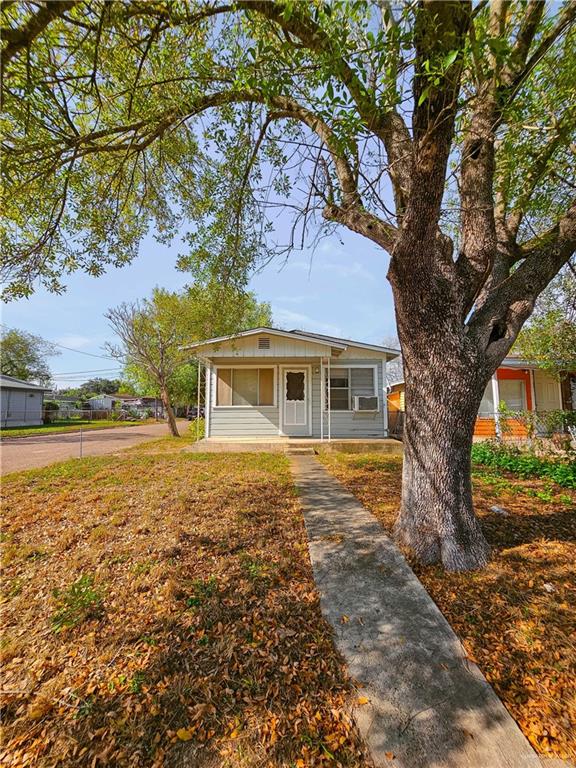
xmin=3 ymin=1 xmax=574 ymax=304
xmin=516 ymin=262 xmax=576 ymax=373
xmin=0 ymin=327 xmax=60 ymax=384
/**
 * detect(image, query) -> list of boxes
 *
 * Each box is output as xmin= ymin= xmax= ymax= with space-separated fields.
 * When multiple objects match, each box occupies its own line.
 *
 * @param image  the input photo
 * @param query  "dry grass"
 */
xmin=1 ymin=448 xmax=369 ymax=768
xmin=319 ymin=452 xmax=576 ymax=762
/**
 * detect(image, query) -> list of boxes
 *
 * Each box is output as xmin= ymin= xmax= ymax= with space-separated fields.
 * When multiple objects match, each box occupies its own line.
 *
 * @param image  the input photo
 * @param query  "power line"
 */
xmin=48 ymin=341 xmax=117 ymax=360
xmin=0 ymin=324 xmax=118 ymax=361
xmin=50 ymin=367 xmax=124 ymax=376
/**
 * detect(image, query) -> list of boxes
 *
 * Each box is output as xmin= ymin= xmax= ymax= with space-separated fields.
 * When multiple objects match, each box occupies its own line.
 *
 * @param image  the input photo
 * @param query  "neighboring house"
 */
xmin=0 ymin=374 xmax=51 ymax=428
xmin=87 ymin=394 xmax=117 ymax=410
xmin=87 ymin=394 xmax=164 ymax=417
xmin=186 ymin=327 xmax=400 ymax=440
xmin=388 ymin=358 xmax=575 ymax=439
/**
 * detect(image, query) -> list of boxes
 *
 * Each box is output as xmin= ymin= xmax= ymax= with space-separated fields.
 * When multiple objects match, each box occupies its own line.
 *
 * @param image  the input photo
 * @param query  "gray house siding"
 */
xmin=205 ymin=357 xmax=387 ymax=438
xmin=0 ymin=388 xmax=44 ymax=427
xmin=310 ymin=359 xmax=387 ymax=438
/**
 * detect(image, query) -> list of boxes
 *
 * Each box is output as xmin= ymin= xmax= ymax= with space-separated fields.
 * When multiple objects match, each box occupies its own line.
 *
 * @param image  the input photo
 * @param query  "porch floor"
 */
xmin=186 ymin=437 xmax=403 ymax=454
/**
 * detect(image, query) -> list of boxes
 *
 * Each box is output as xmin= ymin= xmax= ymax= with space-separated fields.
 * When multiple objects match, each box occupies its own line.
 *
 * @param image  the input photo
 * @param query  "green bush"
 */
xmin=471 ymin=441 xmax=576 ymax=488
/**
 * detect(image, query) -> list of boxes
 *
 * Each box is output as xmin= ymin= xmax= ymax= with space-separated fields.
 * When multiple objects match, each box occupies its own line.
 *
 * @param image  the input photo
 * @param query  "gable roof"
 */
xmin=183 ymin=326 xmax=400 ymax=358
xmin=0 ymin=374 xmax=51 ymax=391
xmin=288 ymin=329 xmax=399 ymax=356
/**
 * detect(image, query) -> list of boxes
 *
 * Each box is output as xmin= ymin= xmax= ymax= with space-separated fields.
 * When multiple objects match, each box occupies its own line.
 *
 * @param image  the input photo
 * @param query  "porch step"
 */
xmin=284 ymin=447 xmax=316 ymax=456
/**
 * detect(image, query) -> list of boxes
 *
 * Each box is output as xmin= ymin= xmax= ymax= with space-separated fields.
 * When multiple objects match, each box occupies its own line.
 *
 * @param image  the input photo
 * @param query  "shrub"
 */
xmin=471 ymin=441 xmax=576 ymax=488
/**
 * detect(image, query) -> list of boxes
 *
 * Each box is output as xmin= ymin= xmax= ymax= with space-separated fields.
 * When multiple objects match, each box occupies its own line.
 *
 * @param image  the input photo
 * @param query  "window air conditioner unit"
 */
xmin=353 ymin=396 xmax=379 ymax=412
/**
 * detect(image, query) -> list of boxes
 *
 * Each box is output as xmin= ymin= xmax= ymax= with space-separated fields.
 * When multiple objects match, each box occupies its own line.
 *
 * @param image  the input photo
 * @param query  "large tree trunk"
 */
xmin=161 ymin=388 xmax=179 ymax=437
xmin=394 ymin=349 xmax=491 ymax=572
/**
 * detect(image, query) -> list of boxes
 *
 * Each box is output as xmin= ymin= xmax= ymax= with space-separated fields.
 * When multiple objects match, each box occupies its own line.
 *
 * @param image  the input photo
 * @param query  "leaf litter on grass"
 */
xmin=1 ymin=450 xmax=371 ymax=768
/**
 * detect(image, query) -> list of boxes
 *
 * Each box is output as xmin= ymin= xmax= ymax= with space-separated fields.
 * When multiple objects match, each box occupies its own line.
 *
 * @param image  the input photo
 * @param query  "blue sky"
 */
xmin=2 ymin=228 xmax=397 ymax=389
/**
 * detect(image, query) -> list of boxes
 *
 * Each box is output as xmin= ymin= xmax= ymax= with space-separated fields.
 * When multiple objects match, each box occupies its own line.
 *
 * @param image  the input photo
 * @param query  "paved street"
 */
xmin=0 ymin=421 xmax=181 ymax=475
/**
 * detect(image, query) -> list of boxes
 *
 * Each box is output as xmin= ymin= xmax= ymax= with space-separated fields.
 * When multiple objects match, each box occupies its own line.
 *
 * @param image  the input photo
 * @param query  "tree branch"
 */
xmin=467 ymin=200 xmax=576 ymax=366
xmin=1 ymin=1 xmax=78 ymax=66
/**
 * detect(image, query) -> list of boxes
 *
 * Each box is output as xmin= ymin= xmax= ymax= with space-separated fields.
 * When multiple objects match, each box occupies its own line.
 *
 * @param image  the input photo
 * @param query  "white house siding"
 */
xmin=205 ymin=356 xmax=388 ymax=438
xmin=0 ymin=388 xmax=44 ymax=427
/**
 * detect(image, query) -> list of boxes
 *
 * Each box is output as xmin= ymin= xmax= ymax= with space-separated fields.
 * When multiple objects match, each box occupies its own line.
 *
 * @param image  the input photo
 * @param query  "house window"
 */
xmin=216 ymin=368 xmax=274 ymax=407
xmin=326 ymin=367 xmax=376 ymax=410
xmin=499 ymin=379 xmax=526 ymax=411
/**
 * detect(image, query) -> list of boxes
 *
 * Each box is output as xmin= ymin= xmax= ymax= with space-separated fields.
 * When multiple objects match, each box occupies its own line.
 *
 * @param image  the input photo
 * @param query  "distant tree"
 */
xmin=516 ymin=263 xmax=576 ymax=374
xmin=105 ymin=284 xmax=271 ymax=436
xmin=125 ymin=362 xmax=198 ymax=409
xmin=79 ymin=377 xmax=122 ymax=395
xmin=0 ymin=328 xmax=59 ymax=384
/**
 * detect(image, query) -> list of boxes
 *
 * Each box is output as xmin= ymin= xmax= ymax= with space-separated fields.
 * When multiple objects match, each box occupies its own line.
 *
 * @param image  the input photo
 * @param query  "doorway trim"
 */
xmin=279 ymin=365 xmax=312 ymax=436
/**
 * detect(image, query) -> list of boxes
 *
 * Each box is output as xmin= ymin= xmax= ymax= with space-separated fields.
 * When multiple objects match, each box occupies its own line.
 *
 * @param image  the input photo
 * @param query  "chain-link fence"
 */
xmin=1 ymin=408 xmax=164 ymax=430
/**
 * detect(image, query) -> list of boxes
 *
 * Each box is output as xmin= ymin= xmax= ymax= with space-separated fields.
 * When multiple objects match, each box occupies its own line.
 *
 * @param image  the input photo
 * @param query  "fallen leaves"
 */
xmin=320 ymin=452 xmax=576 ymax=762
xmin=1 ymin=451 xmax=371 ymax=767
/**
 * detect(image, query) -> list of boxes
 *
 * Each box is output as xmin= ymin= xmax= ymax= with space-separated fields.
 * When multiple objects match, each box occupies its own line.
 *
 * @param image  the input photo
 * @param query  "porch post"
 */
xmin=196 ymin=359 xmax=202 ymax=441
xmin=320 ymin=358 xmax=324 ymax=441
xmin=204 ymin=360 xmax=211 ymax=439
xmin=491 ymin=373 xmax=501 ymax=438
xmin=382 ymin=358 xmax=388 ymax=437
xmin=327 ymin=356 xmax=331 ymax=441
xmin=529 ymin=368 xmax=537 ymax=412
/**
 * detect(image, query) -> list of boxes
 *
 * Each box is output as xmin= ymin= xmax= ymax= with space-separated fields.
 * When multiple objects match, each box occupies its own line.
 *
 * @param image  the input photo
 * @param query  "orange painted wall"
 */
xmin=390 ymin=368 xmax=534 ymax=439
xmin=473 ymin=367 xmax=532 ymax=438
xmin=388 ymin=390 xmax=403 ymax=412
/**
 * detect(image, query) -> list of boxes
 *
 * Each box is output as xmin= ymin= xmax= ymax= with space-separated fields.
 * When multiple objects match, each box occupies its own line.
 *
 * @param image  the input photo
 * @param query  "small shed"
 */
xmin=0 ymin=374 xmax=51 ymax=428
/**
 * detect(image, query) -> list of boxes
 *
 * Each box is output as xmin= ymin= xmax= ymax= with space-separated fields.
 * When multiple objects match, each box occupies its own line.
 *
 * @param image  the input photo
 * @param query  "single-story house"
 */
xmin=388 ymin=358 xmax=575 ymax=439
xmin=88 ymin=394 xmax=164 ymax=417
xmin=186 ymin=327 xmax=400 ymax=440
xmin=0 ymin=374 xmax=51 ymax=428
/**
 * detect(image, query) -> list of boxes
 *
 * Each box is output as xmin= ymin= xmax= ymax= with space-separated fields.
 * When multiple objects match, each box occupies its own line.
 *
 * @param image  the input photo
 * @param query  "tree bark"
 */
xmin=161 ymin=388 xmax=179 ymax=437
xmin=393 ymin=350 xmax=491 ymax=572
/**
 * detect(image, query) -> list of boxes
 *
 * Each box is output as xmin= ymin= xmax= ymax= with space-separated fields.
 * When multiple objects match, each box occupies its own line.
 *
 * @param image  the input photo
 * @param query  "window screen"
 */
xmin=326 ymin=367 xmax=376 ymax=410
xmin=216 ymin=368 xmax=274 ymax=406
xmin=232 ymin=369 xmax=259 ymax=406
xmin=217 ymin=369 xmax=232 ymax=406
xmin=259 ymin=369 xmax=274 ymax=405
xmin=499 ymin=379 xmax=526 ymax=411
xmin=329 ymin=368 xmax=349 ymax=410
xmin=351 ymin=368 xmax=375 ymax=397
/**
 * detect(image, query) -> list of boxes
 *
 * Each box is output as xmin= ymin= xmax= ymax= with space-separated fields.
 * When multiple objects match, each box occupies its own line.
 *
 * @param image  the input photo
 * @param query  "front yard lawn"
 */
xmin=0 ymin=419 xmax=158 ymax=439
xmin=319 ymin=452 xmax=576 ymax=762
xmin=1 ymin=449 xmax=368 ymax=768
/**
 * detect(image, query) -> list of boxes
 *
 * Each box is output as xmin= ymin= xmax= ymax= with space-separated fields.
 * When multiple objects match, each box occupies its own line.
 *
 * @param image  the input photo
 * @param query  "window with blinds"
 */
xmin=216 ymin=368 xmax=274 ymax=406
xmin=326 ymin=367 xmax=376 ymax=411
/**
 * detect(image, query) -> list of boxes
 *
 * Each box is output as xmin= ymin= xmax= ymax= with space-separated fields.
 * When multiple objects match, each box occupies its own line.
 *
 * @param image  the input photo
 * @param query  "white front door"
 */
xmin=283 ymin=368 xmax=308 ymax=436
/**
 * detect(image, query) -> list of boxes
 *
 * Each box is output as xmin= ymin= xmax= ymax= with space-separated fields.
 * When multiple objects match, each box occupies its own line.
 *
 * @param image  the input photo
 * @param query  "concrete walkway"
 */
xmin=290 ymin=455 xmax=541 ymax=768
xmin=0 ymin=421 xmax=183 ymax=474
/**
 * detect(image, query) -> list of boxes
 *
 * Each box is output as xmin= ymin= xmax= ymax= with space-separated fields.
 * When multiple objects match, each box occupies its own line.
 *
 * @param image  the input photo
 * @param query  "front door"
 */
xmin=283 ymin=368 xmax=308 ymax=436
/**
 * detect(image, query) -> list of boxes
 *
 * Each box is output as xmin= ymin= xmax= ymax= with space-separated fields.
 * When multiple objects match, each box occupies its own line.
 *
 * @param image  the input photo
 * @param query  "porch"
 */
xmin=186 ymin=436 xmax=404 ymax=454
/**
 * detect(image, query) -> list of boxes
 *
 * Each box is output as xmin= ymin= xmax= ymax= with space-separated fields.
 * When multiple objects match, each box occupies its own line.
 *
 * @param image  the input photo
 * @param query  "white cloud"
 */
xmin=54 ymin=334 xmax=95 ymax=350
xmin=273 ymin=308 xmax=342 ymax=336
